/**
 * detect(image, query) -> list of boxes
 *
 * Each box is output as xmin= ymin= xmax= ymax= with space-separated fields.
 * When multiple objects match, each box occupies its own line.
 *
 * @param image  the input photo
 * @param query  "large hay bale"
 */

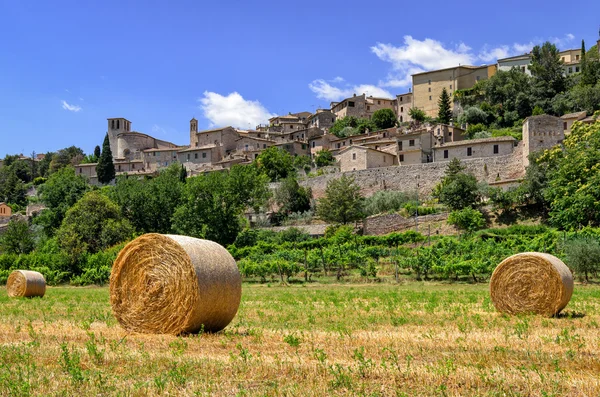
xmin=490 ymin=252 xmax=573 ymax=316
xmin=110 ymin=234 xmax=242 ymax=335
xmin=7 ymin=270 xmax=46 ymax=298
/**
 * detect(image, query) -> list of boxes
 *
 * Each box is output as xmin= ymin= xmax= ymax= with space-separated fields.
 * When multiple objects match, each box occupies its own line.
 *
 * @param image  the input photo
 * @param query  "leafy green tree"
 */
xmin=532 ymin=105 xmax=544 ymax=115
xmin=458 ymin=106 xmax=488 ymax=126
xmin=437 ymin=88 xmax=453 ymax=124
xmin=0 ymin=218 xmax=35 ymax=254
xmin=109 ymin=164 xmax=185 ymax=234
xmin=433 ymin=159 xmax=481 ymax=210
xmin=57 ymin=191 xmax=132 ymax=265
xmin=293 ymin=155 xmax=312 ymax=174
xmin=37 ymin=166 xmax=88 ymax=234
xmin=274 ymin=177 xmax=312 ymax=218
xmin=314 ymin=149 xmax=335 ymax=167
xmin=255 ymin=147 xmax=295 ymax=182
xmin=37 ymin=152 xmax=54 ymax=177
xmin=329 ymin=116 xmax=376 ymax=137
xmin=316 ymin=174 xmax=364 ymax=224
xmin=371 ymin=108 xmax=397 ymax=130
xmin=0 ymin=167 xmax=27 ymax=206
xmin=49 ymin=146 xmax=85 ymax=174
xmin=563 ymin=236 xmax=600 ymax=282
xmin=530 ymin=42 xmax=567 ymax=112
xmin=408 ymin=107 xmax=426 ymax=123
xmin=96 ymin=134 xmax=115 ymax=184
xmin=540 ymin=120 xmax=600 ymax=228
xmin=173 ymin=165 xmax=269 ymax=245
xmin=447 ymin=208 xmax=486 ymax=233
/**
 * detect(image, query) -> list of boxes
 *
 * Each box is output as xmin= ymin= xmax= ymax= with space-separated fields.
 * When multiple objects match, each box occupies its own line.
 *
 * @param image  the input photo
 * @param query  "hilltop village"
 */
xmin=73 ymin=40 xmax=600 ymax=188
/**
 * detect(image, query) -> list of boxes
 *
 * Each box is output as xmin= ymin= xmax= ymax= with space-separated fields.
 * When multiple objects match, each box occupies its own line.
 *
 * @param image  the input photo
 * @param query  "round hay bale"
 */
xmin=7 ymin=270 xmax=46 ymax=298
xmin=490 ymin=252 xmax=573 ymax=316
xmin=110 ymin=234 xmax=242 ymax=335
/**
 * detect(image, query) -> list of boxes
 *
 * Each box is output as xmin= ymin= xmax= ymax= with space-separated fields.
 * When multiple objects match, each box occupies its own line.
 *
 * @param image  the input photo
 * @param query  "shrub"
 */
xmin=448 ymin=208 xmax=486 ymax=233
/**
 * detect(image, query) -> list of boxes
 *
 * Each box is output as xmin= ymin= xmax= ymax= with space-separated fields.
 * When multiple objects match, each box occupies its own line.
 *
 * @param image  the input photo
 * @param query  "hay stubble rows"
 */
xmin=1 ymin=283 xmax=599 ymax=396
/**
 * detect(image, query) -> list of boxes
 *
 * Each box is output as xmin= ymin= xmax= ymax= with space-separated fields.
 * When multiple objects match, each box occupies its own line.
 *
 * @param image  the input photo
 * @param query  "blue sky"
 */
xmin=1 ymin=0 xmax=599 ymax=157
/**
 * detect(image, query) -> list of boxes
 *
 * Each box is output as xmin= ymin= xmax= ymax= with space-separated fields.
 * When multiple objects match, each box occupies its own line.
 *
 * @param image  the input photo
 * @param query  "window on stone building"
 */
xmin=348 ymin=101 xmax=355 ymax=107
xmin=428 ymin=87 xmax=431 ymax=92
xmin=117 ymin=120 xmax=120 ymax=129
xmin=378 ymin=100 xmax=381 ymax=104
xmin=187 ymin=154 xmax=190 ymax=160
xmin=576 ymin=54 xmax=580 ymax=60
xmin=563 ymin=122 xmax=568 ymax=130
xmin=312 ymin=141 xmax=315 ymax=148
xmin=352 ymin=153 xmax=356 ymax=160
xmin=202 ymin=153 xmax=206 ymax=158
xmin=561 ymin=57 xmax=565 ymax=61
xmin=400 ymin=107 xmax=403 ymax=112
xmin=153 ymin=152 xmax=156 ymax=156
xmin=111 ymin=120 xmax=115 ymax=129
xmin=521 ymin=66 xmax=526 ymax=72
xmin=194 ymin=153 xmax=198 ymax=159
xmin=263 ymin=144 xmax=267 ymax=148
xmin=367 ymin=105 xmax=370 ymax=110
xmin=467 ymin=147 xmax=472 ymax=156
xmin=576 ymin=66 xmax=580 ymax=72
xmin=443 ymin=150 xmax=448 ymax=159
xmin=428 ymin=80 xmax=431 ymax=85
xmin=132 ymin=163 xmax=135 ymax=169
xmin=568 ymin=67 xmax=573 ymax=73
xmin=493 ymin=144 xmax=499 ymax=154
xmin=399 ymin=141 xmax=403 ymax=150
xmin=79 ymin=168 xmax=82 ymax=173
xmin=476 ymin=76 xmax=480 ymax=81
xmin=409 ymin=139 xmax=415 ymax=147
xmin=399 ymin=154 xmax=404 ymax=162
xmin=429 ymin=96 xmax=432 ymax=100
xmin=400 ymin=116 xmax=403 ymax=122
xmin=245 ymin=144 xmax=249 ymax=151
xmin=337 ymin=143 xmax=341 ymax=149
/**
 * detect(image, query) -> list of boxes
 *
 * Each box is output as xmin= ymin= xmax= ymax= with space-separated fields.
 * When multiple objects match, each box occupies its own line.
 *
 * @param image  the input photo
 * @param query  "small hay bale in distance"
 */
xmin=7 ymin=270 xmax=46 ymax=298
xmin=110 ymin=234 xmax=242 ymax=335
xmin=490 ymin=252 xmax=573 ymax=316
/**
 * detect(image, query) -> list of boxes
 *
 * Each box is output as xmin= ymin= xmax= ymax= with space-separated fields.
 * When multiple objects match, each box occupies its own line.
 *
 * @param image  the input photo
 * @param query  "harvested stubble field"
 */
xmin=1 ymin=283 xmax=600 ymax=396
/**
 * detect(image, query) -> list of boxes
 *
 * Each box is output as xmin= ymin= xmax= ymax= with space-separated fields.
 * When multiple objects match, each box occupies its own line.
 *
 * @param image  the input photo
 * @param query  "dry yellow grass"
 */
xmin=1 ymin=283 xmax=599 ymax=396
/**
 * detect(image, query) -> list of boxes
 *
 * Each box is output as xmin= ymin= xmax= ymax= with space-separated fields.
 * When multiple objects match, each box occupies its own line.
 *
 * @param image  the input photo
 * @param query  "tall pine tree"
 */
xmin=437 ymin=87 xmax=452 ymax=124
xmin=96 ymin=134 xmax=115 ymax=184
xmin=94 ymin=145 xmax=101 ymax=158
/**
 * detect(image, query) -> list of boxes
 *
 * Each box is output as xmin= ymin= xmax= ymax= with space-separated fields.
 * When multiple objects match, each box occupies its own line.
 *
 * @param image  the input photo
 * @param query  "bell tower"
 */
xmin=190 ymin=118 xmax=198 ymax=146
xmin=107 ymin=118 xmax=131 ymax=157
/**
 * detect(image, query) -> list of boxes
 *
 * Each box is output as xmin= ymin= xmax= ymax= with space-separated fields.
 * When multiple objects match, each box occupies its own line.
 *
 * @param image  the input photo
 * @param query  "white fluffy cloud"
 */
xmin=308 ymin=79 xmax=393 ymax=101
xmin=61 ymin=100 xmax=81 ymax=112
xmin=199 ymin=91 xmax=275 ymax=129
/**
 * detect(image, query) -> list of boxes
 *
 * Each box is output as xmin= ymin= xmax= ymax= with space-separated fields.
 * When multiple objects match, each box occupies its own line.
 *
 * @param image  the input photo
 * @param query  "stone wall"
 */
xmin=364 ymin=212 xmax=449 ymax=236
xmin=301 ymin=142 xmax=524 ymax=199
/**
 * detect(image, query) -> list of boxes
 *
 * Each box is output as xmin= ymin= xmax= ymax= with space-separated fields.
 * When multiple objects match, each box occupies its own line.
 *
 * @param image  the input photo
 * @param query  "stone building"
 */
xmin=412 ymin=65 xmax=491 ymax=118
xmin=0 ymin=203 xmax=11 ymax=218
xmin=395 ymin=92 xmax=413 ymax=123
xmin=330 ymin=94 xmax=396 ymax=120
xmin=430 ymin=123 xmax=466 ymax=145
xmin=308 ymin=109 xmax=336 ymax=129
xmin=561 ymin=111 xmax=587 ymax=134
xmin=190 ymin=124 xmax=238 ymax=153
xmin=107 ymin=118 xmax=178 ymax=161
xmin=177 ymin=146 xmax=222 ymax=167
xmin=397 ymin=130 xmax=433 ymax=164
xmin=433 ymin=136 xmax=517 ymax=162
xmin=336 ymin=145 xmax=398 ymax=172
xmin=497 ymin=53 xmax=532 ymax=75
xmin=497 ymin=48 xmax=583 ymax=77
xmin=522 ymin=114 xmax=565 ymax=167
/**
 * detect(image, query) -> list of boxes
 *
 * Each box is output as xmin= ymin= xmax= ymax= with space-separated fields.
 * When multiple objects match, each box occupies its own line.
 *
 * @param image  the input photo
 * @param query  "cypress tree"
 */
xmin=96 ymin=134 xmax=115 ymax=184
xmin=94 ymin=145 xmax=101 ymax=158
xmin=437 ymin=88 xmax=452 ymax=124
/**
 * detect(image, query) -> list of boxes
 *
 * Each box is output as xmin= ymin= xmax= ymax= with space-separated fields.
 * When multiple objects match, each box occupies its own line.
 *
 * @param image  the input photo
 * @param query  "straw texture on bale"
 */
xmin=6 ymin=270 xmax=46 ymax=298
xmin=490 ymin=252 xmax=573 ymax=316
xmin=110 ymin=234 xmax=242 ymax=335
